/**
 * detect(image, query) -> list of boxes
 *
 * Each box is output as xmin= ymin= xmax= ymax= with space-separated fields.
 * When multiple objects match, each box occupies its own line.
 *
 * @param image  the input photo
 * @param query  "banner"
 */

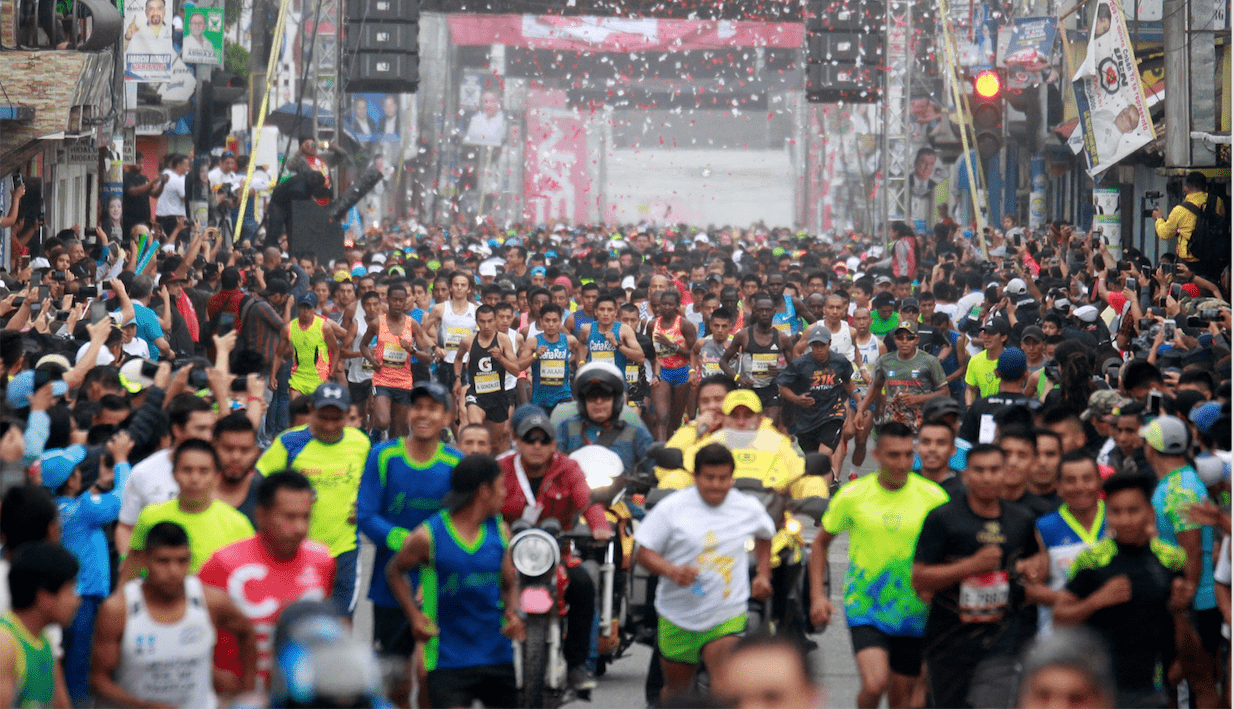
xmin=123 ymin=0 xmax=174 ymax=81
xmin=1070 ymin=0 xmax=1155 ymax=177
xmin=345 ymin=93 xmax=402 ymax=143
xmin=182 ymin=6 xmax=224 ymax=65
xmin=1004 ymin=18 xmax=1059 ymax=90
xmin=523 ymin=89 xmax=591 ymax=225
xmin=448 ymin=14 xmax=803 ymax=51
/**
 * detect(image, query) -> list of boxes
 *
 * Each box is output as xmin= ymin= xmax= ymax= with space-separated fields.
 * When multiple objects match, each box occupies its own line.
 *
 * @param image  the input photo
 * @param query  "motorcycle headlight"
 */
xmin=510 ymin=529 xmax=559 ymax=577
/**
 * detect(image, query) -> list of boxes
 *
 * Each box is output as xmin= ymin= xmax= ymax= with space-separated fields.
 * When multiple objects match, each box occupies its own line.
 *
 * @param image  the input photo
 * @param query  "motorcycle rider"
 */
xmin=498 ymin=408 xmax=612 ymax=692
xmin=556 ymin=361 xmax=655 ymax=478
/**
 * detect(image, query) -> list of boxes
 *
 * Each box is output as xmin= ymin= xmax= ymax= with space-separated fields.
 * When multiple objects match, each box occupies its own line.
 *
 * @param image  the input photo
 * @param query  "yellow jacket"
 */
xmin=684 ymin=426 xmax=805 ymax=493
xmin=657 ymin=418 xmax=778 ymax=489
xmin=1156 ymin=191 xmax=1224 ymax=260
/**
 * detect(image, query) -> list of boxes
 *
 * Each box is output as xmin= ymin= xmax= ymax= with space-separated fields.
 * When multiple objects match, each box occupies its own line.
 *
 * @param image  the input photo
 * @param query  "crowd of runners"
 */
xmin=0 ymin=163 xmax=1229 ymax=709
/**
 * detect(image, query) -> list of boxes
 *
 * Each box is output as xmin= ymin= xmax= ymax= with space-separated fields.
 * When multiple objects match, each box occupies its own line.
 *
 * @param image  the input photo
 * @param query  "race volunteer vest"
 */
xmin=532 ymin=333 xmax=572 ymax=406
xmin=289 ymin=315 xmax=330 ymax=391
xmin=439 ymin=301 xmax=477 ymax=364
xmin=772 ymin=294 xmax=801 ymax=336
xmin=587 ymin=322 xmax=627 ymax=372
xmin=467 ymin=332 xmax=508 ymax=396
xmin=373 ymin=314 xmax=416 ymax=390
xmin=421 ymin=512 xmax=511 ymax=671
xmin=118 ymin=576 xmax=218 ymax=709
xmin=653 ymin=315 xmax=689 ymax=369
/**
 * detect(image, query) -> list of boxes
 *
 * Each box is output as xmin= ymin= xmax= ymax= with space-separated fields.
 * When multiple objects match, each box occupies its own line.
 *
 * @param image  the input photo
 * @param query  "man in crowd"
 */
xmin=857 ymin=319 xmax=948 ymax=433
xmin=778 ymin=324 xmax=855 ymax=481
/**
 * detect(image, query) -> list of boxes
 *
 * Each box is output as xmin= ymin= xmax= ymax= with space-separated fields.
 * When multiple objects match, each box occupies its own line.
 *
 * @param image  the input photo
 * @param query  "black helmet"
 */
xmin=572 ymin=361 xmax=626 ymax=424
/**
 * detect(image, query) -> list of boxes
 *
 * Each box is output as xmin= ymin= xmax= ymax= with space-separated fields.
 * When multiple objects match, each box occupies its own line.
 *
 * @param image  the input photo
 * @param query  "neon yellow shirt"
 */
xmin=965 ymin=349 xmax=1002 ymax=398
xmin=256 ymin=425 xmax=371 ymax=556
xmin=130 ymin=499 xmax=255 ymax=572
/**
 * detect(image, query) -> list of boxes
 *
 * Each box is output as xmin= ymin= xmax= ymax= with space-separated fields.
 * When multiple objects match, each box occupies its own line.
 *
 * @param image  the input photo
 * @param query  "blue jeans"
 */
xmin=62 ymin=594 xmax=103 ymax=704
xmin=262 ymin=361 xmax=291 ymax=445
xmin=333 ymin=547 xmax=360 ymax=617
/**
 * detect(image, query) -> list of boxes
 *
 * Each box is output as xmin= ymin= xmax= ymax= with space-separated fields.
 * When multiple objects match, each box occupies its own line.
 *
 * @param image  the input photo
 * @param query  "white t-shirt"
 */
xmin=118 ymin=449 xmax=176 ymax=526
xmin=155 ymin=170 xmax=186 ymax=218
xmin=122 ymin=337 xmax=151 ymax=360
xmin=76 ymin=342 xmax=116 ymax=366
xmin=955 ymin=291 xmax=984 ymax=324
xmin=634 ymin=487 xmax=775 ymax=631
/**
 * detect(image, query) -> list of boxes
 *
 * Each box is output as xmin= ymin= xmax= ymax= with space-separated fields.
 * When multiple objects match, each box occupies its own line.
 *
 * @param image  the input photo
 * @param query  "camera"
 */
xmin=1145 ymin=190 xmax=1162 ymax=199
xmin=51 ymin=270 xmax=65 ymax=282
xmin=10 ymin=173 xmax=21 ymax=189
xmin=80 ymin=285 xmax=98 ymax=299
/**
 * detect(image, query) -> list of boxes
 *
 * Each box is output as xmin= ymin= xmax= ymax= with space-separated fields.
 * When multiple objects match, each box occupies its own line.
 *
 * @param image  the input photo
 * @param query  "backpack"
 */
xmin=1181 ymin=193 xmax=1230 ymax=266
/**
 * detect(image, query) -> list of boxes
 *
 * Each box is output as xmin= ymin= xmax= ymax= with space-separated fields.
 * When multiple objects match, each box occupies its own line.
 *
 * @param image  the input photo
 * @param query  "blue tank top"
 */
xmin=586 ymin=322 xmax=628 ymax=373
xmin=422 ymin=511 xmax=511 ymax=671
xmin=532 ymin=333 xmax=573 ymax=406
xmin=772 ymin=294 xmax=800 ymax=336
xmin=573 ymin=310 xmax=596 ymax=337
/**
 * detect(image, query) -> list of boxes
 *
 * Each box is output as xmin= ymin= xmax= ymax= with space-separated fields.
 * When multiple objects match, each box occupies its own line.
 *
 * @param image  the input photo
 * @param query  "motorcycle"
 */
xmin=509 ymin=516 xmax=569 ymax=709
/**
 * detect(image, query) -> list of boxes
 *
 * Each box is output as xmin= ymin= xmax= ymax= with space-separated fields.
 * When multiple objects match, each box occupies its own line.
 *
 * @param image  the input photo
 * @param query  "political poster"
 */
xmin=182 ymin=7 xmax=224 ymax=65
xmin=123 ymin=0 xmax=174 ymax=81
xmin=1070 ymin=0 xmax=1155 ymax=177
xmin=345 ymin=93 xmax=401 ymax=143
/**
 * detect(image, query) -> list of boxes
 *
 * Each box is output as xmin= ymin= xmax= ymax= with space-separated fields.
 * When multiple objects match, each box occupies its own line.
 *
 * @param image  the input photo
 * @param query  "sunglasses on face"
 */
xmin=895 ymin=333 xmax=917 ymax=341
xmin=521 ymin=432 xmax=553 ymax=446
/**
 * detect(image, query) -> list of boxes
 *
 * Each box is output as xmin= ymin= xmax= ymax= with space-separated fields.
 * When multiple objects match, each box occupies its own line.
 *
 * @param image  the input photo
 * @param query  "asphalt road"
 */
xmin=353 ymin=445 xmax=880 ymax=708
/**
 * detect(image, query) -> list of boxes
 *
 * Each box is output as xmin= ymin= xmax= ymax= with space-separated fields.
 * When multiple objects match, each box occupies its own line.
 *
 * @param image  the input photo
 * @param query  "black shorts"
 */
xmin=372 ymin=604 xmax=415 ymax=658
xmin=348 ymin=380 xmax=373 ymax=404
xmin=849 ymin=625 xmax=923 ymax=677
xmin=435 ymin=365 xmax=457 ymax=392
xmin=426 ymin=663 xmax=516 ymax=709
xmin=798 ymin=419 xmax=844 ymax=454
xmin=374 ymin=385 xmax=414 ymax=405
xmin=466 ymin=391 xmax=511 ymax=423
xmin=753 ymin=385 xmax=781 ymax=410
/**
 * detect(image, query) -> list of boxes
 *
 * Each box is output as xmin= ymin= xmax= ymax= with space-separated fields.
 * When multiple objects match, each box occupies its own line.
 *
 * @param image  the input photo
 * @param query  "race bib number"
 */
xmin=773 ymin=322 xmax=792 ymax=335
xmin=625 ymin=364 xmax=640 ymax=385
xmin=655 ymin=338 xmax=675 ymax=356
xmin=540 ymin=358 xmax=565 ymax=387
xmin=959 ymin=570 xmax=1009 ymax=623
xmin=703 ymin=361 xmax=722 ymax=377
xmin=751 ymin=353 xmax=778 ymax=373
xmin=592 ymin=348 xmax=615 ymax=362
xmin=382 ymin=343 xmax=408 ymax=366
xmin=445 ymin=326 xmax=469 ymax=348
xmin=473 ymin=372 xmax=501 ymax=394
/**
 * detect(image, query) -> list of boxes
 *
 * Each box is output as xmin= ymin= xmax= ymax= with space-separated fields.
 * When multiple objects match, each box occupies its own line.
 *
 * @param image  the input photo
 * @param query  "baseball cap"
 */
xmin=311 ymin=382 xmax=350 ymax=412
xmin=1188 ymin=401 xmax=1224 ymax=437
xmin=981 ymin=318 xmax=1011 ymax=337
xmin=621 ymin=276 xmax=636 ymax=290
xmin=7 ymin=370 xmax=67 ymax=409
xmin=118 ymin=358 xmax=156 ymax=394
xmin=899 ymin=297 xmax=920 ymax=312
xmin=874 ymin=275 xmax=893 ymax=286
xmin=894 ymin=319 xmax=919 ymax=336
xmin=1074 ymin=305 xmax=1100 ymax=323
xmin=1005 ymin=278 xmax=1028 ymax=296
xmin=263 ymin=278 xmax=291 ymax=297
xmin=922 ymin=396 xmax=962 ymax=420
xmin=1081 ymin=389 xmax=1129 ymax=422
xmin=443 ymin=454 xmax=504 ymax=511
xmin=806 ymin=325 xmax=831 ymax=345
xmin=514 ymin=410 xmax=554 ymax=438
xmin=408 ymin=382 xmax=451 ymax=409
xmin=1020 ymin=325 xmax=1045 ymax=342
xmin=298 ymin=292 xmax=319 ymax=309
xmin=690 ymin=281 xmax=708 ymax=294
xmin=1053 ymin=297 xmax=1072 ymax=312
xmin=996 ymin=347 xmax=1028 ymax=379
xmin=871 ymin=292 xmax=896 ymax=308
xmin=479 ymin=263 xmax=498 ymax=277
xmin=1139 ymin=415 xmax=1190 ymax=455
xmin=110 ymin=311 xmax=137 ymax=327
xmin=39 ymin=445 xmax=87 ymax=491
xmin=1181 ymin=283 xmax=1201 ymax=299
xmin=722 ymin=389 xmax=763 ymax=415
xmin=531 ymin=266 xmax=547 ymax=277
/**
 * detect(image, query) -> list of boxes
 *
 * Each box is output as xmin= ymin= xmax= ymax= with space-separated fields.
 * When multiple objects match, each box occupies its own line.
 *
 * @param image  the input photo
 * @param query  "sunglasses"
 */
xmin=521 ymin=432 xmax=553 ymax=446
xmin=894 ymin=332 xmax=918 ymax=340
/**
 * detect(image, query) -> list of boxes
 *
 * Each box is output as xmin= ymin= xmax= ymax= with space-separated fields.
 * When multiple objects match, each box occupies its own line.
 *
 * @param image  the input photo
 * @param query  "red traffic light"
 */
xmin=974 ymin=70 xmax=1001 ymax=99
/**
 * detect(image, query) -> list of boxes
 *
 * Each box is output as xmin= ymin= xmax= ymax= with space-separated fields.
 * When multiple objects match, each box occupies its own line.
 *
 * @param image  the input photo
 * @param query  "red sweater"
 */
xmin=499 ymin=451 xmax=611 ymax=533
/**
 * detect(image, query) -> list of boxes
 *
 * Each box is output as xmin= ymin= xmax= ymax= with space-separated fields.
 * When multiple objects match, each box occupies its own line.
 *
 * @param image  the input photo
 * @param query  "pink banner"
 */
xmin=523 ymin=88 xmax=591 ymax=225
xmin=449 ymin=14 xmax=804 ymax=52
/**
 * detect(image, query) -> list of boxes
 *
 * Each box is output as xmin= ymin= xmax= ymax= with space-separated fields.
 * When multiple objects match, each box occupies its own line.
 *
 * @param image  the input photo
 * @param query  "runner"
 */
xmin=777 ymin=324 xmax=855 ymax=480
xmin=916 ymin=417 xmax=967 ymax=499
xmin=423 ymin=271 xmax=477 ymax=400
xmin=856 ymin=319 xmax=948 ymax=433
xmin=846 ymin=306 xmax=885 ymax=466
xmin=256 ymin=382 xmax=371 ymax=614
xmin=809 ymin=422 xmax=949 ymax=709
xmin=385 ymin=454 xmax=524 ymax=709
xmin=635 ymin=442 xmax=776 ymax=702
xmin=721 ymin=293 xmax=792 ymax=429
xmin=366 ymin=282 xmax=429 ymax=440
xmin=344 ymin=289 xmax=381 ymax=431
xmin=455 ymin=304 xmax=518 ymax=453
xmin=0 ymin=542 xmax=77 ymax=708
xmin=517 ymin=303 xmax=579 ymax=415
xmin=650 ymin=289 xmax=698 ymax=440
xmin=279 ymin=291 xmax=341 ymax=399
xmin=1033 ymin=451 xmax=1108 ymax=636
xmin=693 ymin=306 xmax=734 ymax=381
xmin=580 ymin=294 xmax=643 ymax=374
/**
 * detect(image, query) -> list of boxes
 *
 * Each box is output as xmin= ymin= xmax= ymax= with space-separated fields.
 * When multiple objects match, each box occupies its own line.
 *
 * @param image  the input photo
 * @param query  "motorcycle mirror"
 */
xmin=538 ymin=517 xmax=563 ymax=536
xmin=804 ymin=452 xmax=832 ymax=477
xmin=647 ymin=443 xmax=684 ymax=470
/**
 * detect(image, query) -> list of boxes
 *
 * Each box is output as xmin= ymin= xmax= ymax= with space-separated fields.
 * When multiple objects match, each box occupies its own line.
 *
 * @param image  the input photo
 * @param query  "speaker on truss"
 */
xmin=804 ymin=0 xmax=883 ymax=103
xmin=344 ymin=0 xmax=420 ymax=93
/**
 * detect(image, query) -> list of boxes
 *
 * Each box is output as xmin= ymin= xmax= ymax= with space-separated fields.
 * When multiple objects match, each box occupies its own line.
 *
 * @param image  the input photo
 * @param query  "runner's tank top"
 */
xmin=653 ymin=315 xmax=689 ymax=370
xmin=118 ymin=576 xmax=218 ymax=709
xmin=506 ymin=328 xmax=520 ymax=390
xmin=740 ymin=325 xmax=784 ymax=389
xmin=772 ymin=294 xmax=800 ymax=336
xmin=587 ymin=322 xmax=628 ymax=372
xmin=289 ymin=315 xmax=330 ymax=390
xmin=699 ymin=337 xmax=730 ymax=378
xmin=373 ymin=314 xmax=417 ymax=389
xmin=0 ymin=612 xmax=53 ymax=706
xmin=852 ymin=335 xmax=881 ymax=389
xmin=421 ymin=512 xmax=511 ymax=671
xmin=438 ymin=302 xmax=477 ymax=364
xmin=531 ymin=332 xmax=572 ymax=406
xmin=467 ymin=332 xmax=508 ymax=397
xmin=573 ymin=309 xmax=596 ymax=337
xmin=346 ymin=307 xmax=374 ymax=384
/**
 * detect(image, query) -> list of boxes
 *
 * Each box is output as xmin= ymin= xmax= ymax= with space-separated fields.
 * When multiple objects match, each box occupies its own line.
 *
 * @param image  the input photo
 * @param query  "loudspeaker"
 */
xmin=345 ymin=21 xmax=418 ymax=53
xmin=345 ymin=0 xmax=417 ymax=24
xmin=344 ymin=0 xmax=419 ymax=93
xmin=346 ymin=52 xmax=419 ymax=93
xmin=806 ymin=64 xmax=881 ymax=103
xmin=289 ymin=200 xmax=346 ymax=265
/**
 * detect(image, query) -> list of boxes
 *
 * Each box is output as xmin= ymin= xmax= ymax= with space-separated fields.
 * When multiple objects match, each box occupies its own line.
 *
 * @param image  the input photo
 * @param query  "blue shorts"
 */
xmin=660 ymin=365 xmax=690 ymax=387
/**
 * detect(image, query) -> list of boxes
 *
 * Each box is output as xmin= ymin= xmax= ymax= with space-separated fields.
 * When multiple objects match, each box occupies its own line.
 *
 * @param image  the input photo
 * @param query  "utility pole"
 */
xmin=1163 ymin=0 xmax=1190 ymax=166
xmin=879 ymin=0 xmax=913 ymax=238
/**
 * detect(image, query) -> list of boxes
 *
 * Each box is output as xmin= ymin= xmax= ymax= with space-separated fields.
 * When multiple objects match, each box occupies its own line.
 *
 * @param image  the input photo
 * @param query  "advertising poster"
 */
xmin=123 ymin=0 xmax=174 ymax=81
xmin=182 ymin=7 xmax=224 ymax=65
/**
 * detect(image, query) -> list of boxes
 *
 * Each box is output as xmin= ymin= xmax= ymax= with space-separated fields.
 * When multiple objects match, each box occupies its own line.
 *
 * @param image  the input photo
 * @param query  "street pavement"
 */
xmin=353 ymin=443 xmax=880 ymax=708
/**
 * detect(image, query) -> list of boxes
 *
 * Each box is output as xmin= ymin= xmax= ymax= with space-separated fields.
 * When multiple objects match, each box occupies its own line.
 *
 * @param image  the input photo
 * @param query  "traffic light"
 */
xmin=194 ymin=73 xmax=246 ymax=154
xmin=971 ymin=69 xmax=1004 ymax=158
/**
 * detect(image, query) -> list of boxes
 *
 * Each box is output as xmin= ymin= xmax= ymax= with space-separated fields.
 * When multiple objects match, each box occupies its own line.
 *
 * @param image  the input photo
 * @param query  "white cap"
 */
xmin=694 ymin=233 xmax=711 ymax=244
xmin=479 ymin=263 xmax=498 ymax=277
xmin=621 ymin=276 xmax=636 ymax=290
xmin=371 ymin=253 xmax=387 ymax=264
xmin=1075 ymin=304 xmax=1100 ymax=323
xmin=367 ymin=264 xmax=383 ymax=274
xmin=1005 ymin=278 xmax=1028 ymax=296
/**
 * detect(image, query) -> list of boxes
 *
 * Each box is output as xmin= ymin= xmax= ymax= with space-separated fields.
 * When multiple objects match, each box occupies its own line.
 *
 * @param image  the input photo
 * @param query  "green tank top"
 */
xmin=289 ymin=314 xmax=330 ymax=392
xmin=0 ymin=612 xmax=53 ymax=707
